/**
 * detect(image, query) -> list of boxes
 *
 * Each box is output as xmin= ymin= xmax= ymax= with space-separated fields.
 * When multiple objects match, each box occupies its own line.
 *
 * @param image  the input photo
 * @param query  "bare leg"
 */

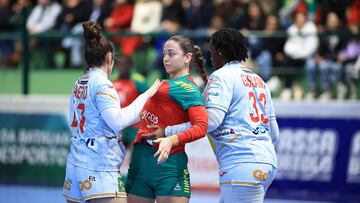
xmin=156 ymin=196 xmax=189 ymax=203
xmin=88 ymin=197 xmax=127 ymax=203
xmin=127 ymin=194 xmax=154 ymax=203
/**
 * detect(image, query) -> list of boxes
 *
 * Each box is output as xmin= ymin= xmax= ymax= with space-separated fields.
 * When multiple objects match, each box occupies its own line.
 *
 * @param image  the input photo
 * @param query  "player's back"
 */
xmin=68 ymin=68 xmax=125 ymax=170
xmin=206 ymin=62 xmax=277 ymax=170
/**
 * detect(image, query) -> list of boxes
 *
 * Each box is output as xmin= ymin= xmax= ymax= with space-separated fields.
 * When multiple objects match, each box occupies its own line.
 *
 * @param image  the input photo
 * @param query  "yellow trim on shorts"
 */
xmin=84 ymin=192 xmax=127 ymax=200
xmin=63 ymin=194 xmax=83 ymax=202
xmin=96 ymin=92 xmax=118 ymax=101
xmin=220 ymin=181 xmax=261 ymax=186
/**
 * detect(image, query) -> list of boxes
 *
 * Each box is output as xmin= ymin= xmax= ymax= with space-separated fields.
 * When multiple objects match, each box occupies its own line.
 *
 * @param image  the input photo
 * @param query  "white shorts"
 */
xmin=219 ymin=162 xmax=276 ymax=203
xmin=63 ymin=161 xmax=126 ymax=202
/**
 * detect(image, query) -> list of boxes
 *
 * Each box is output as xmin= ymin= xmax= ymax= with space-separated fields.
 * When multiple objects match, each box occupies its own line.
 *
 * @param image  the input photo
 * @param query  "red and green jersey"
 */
xmin=134 ymin=75 xmax=207 ymax=153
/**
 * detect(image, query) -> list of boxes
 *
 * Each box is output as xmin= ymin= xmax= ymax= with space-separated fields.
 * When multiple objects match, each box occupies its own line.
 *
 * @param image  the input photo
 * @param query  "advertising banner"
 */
xmin=0 ymin=113 xmax=70 ymax=186
xmin=0 ymin=97 xmax=359 ymax=202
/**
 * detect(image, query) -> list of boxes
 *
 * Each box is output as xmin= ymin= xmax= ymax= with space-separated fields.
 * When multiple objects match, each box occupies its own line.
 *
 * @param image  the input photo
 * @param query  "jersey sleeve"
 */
xmin=131 ymin=72 xmax=149 ymax=94
xmin=168 ymin=80 xmax=204 ymax=110
xmin=176 ymin=105 xmax=208 ymax=145
xmin=94 ymin=80 xmax=120 ymax=113
xmin=204 ymin=71 xmax=232 ymax=112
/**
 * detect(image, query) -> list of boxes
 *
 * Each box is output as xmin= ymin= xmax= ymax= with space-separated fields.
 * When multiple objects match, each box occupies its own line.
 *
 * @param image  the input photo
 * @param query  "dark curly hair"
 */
xmin=210 ymin=27 xmax=249 ymax=62
xmin=83 ymin=21 xmax=114 ymax=68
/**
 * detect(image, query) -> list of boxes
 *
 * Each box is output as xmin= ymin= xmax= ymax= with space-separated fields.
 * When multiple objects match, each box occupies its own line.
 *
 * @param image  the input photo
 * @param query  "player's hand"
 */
xmin=144 ymin=79 xmax=162 ymax=99
xmin=153 ymin=137 xmax=172 ymax=164
xmin=142 ymin=125 xmax=165 ymax=140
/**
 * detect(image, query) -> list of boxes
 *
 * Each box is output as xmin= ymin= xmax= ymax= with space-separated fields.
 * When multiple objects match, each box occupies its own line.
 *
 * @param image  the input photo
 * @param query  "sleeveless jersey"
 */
xmin=68 ymin=68 xmax=126 ymax=171
xmin=134 ymin=75 xmax=204 ymax=153
xmin=203 ymin=61 xmax=277 ymax=170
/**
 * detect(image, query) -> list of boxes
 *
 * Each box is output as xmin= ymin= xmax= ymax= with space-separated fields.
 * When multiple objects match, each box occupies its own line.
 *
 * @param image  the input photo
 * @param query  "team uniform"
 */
xmin=125 ymin=75 xmax=207 ymax=199
xmin=203 ymin=61 xmax=277 ymax=202
xmin=63 ymin=68 xmax=129 ymax=202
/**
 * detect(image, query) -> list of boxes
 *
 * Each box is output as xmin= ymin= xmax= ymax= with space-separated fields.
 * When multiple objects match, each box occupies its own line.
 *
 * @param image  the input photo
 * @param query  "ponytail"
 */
xmin=193 ymin=45 xmax=208 ymax=85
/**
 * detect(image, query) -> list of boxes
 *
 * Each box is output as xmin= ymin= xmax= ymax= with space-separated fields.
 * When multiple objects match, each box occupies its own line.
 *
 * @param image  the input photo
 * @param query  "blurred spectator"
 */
xmin=160 ymin=0 xmax=184 ymax=33
xmin=213 ymin=0 xmax=238 ymax=26
xmin=56 ymin=0 xmax=92 ymax=67
xmin=346 ymin=0 xmax=360 ymax=27
xmin=0 ymin=0 xmax=15 ymax=66
xmin=239 ymin=1 xmax=266 ymax=59
xmin=56 ymin=0 xmax=91 ymax=32
xmin=317 ymin=0 xmax=350 ymax=31
xmin=282 ymin=11 xmax=318 ymax=100
xmin=182 ymin=0 xmax=213 ymax=31
xmin=338 ymin=23 xmax=360 ymax=100
xmin=104 ymin=0 xmax=141 ymax=56
xmin=305 ymin=12 xmax=347 ymax=100
xmin=255 ymin=15 xmax=285 ymax=85
xmin=112 ymin=56 xmax=149 ymax=146
xmin=89 ymin=0 xmax=113 ymax=27
xmin=26 ymin=0 xmax=62 ymax=68
xmin=0 ymin=0 xmax=15 ymax=31
xmin=259 ymin=0 xmax=279 ymax=16
xmin=279 ymin=0 xmax=302 ymax=28
xmin=26 ymin=0 xmax=61 ymax=34
xmin=207 ymin=15 xmax=225 ymax=35
xmin=131 ymin=0 xmax=162 ymax=34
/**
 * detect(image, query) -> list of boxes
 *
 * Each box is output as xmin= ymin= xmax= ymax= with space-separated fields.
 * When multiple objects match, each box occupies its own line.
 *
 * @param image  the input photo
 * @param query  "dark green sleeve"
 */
xmin=168 ymin=80 xmax=205 ymax=110
xmin=131 ymin=73 xmax=148 ymax=94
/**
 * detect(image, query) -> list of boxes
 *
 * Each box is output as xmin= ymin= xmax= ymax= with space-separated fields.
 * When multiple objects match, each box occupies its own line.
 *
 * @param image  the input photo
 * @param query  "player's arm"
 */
xmin=163 ymin=107 xmax=225 ymax=136
xmin=153 ymin=105 xmax=208 ymax=164
xmin=98 ymin=79 xmax=161 ymax=135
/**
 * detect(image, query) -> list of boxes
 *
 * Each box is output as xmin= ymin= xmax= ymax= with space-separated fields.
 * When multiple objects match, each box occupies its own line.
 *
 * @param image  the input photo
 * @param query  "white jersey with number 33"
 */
xmin=203 ymin=61 xmax=277 ymax=171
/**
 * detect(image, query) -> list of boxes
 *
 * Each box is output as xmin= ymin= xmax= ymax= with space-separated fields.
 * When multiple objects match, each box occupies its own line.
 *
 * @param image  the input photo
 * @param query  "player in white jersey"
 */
xmin=63 ymin=21 xmax=161 ymax=203
xmin=144 ymin=28 xmax=279 ymax=203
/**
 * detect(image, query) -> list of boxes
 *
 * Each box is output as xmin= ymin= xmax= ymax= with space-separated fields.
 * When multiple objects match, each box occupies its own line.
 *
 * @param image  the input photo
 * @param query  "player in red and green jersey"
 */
xmin=125 ymin=35 xmax=209 ymax=203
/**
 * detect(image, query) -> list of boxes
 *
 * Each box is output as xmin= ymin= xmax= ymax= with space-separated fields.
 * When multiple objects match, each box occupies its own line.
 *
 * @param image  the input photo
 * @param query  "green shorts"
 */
xmin=125 ymin=143 xmax=191 ymax=199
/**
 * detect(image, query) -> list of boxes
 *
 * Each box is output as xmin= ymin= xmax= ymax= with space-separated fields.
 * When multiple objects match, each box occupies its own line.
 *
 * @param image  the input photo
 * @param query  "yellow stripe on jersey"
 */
xmin=218 ymin=134 xmax=241 ymax=152
xmin=207 ymin=134 xmax=216 ymax=152
xmin=174 ymin=81 xmax=195 ymax=92
xmin=219 ymin=181 xmax=262 ymax=186
xmin=96 ymin=92 xmax=118 ymax=101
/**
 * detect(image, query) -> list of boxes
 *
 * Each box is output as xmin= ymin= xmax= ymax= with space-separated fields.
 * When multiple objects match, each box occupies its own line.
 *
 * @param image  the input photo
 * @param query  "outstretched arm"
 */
xmin=100 ymin=79 xmax=161 ymax=136
xmin=164 ymin=107 xmax=225 ymax=136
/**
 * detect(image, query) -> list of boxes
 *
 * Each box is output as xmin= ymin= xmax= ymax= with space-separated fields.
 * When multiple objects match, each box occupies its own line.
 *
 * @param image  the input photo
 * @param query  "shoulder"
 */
xmin=168 ymin=76 xmax=200 ymax=94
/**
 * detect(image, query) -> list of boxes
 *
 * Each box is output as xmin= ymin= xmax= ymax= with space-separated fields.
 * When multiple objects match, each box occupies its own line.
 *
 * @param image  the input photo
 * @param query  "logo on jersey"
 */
xmin=219 ymin=171 xmax=228 ymax=177
xmin=174 ymin=81 xmax=195 ymax=92
xmin=63 ymin=179 xmax=72 ymax=191
xmin=252 ymin=125 xmax=267 ymax=135
xmin=118 ymin=176 xmax=126 ymax=193
xmin=215 ymin=129 xmax=236 ymax=138
xmin=253 ymin=169 xmax=269 ymax=181
xmin=174 ymin=182 xmax=182 ymax=191
xmin=78 ymin=176 xmax=96 ymax=191
xmin=142 ymin=110 xmax=159 ymax=124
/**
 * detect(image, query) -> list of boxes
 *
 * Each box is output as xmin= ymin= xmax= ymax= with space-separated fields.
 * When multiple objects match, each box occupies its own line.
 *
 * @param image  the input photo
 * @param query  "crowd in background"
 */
xmin=0 ymin=0 xmax=359 ymax=100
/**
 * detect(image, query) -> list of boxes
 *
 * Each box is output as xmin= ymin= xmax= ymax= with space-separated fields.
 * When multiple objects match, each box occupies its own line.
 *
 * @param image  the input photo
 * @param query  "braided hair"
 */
xmin=210 ymin=27 xmax=248 ymax=63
